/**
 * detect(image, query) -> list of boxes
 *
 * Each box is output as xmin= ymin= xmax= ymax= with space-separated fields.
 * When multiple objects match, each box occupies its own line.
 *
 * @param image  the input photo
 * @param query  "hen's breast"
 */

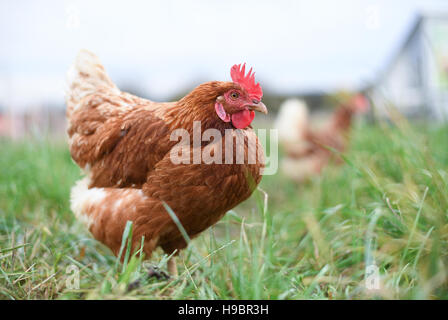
xmin=143 ymin=127 xmax=265 ymax=240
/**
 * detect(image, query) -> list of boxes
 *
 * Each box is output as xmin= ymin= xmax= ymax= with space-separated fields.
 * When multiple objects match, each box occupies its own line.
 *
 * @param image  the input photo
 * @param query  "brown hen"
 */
xmin=66 ymin=50 xmax=267 ymax=274
xmin=277 ymin=94 xmax=368 ymax=182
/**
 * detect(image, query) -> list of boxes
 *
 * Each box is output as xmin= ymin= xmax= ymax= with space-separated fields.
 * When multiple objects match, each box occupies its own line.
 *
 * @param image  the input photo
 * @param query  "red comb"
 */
xmin=230 ymin=63 xmax=263 ymax=101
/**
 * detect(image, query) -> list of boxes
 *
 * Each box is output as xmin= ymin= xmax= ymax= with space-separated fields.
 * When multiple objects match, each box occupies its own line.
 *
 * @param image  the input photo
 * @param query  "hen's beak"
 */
xmin=247 ymin=101 xmax=268 ymax=114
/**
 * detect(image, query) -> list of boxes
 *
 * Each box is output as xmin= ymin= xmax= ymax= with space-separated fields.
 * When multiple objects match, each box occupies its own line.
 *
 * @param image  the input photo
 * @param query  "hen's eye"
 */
xmin=230 ymin=92 xmax=239 ymax=99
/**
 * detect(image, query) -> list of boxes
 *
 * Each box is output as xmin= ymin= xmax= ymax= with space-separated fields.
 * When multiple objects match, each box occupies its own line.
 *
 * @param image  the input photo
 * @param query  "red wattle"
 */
xmin=231 ymin=109 xmax=255 ymax=129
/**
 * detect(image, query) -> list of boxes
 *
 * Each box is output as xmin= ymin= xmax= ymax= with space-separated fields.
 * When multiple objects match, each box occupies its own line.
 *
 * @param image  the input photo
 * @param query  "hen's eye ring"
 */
xmin=230 ymin=92 xmax=239 ymax=99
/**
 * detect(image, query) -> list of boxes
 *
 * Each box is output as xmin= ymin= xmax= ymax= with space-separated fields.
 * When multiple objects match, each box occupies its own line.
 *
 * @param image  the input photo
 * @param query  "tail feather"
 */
xmin=274 ymin=98 xmax=310 ymax=152
xmin=65 ymin=50 xmax=120 ymax=116
xmin=70 ymin=178 xmax=165 ymax=257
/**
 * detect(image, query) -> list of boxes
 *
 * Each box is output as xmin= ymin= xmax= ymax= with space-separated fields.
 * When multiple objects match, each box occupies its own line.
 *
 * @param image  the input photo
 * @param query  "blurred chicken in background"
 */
xmin=275 ymin=93 xmax=369 ymax=182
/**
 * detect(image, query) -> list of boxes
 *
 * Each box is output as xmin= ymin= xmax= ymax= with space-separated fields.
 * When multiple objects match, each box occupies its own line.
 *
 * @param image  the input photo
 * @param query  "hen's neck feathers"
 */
xmin=330 ymin=105 xmax=354 ymax=133
xmin=164 ymin=81 xmax=238 ymax=134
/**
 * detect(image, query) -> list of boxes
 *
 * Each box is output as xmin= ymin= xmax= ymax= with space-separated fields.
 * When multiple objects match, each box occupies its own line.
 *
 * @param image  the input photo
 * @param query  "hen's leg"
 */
xmin=167 ymin=257 xmax=178 ymax=276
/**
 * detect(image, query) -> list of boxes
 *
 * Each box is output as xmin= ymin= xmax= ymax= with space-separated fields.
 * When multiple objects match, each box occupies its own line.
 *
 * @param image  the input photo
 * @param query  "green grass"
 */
xmin=0 ymin=118 xmax=447 ymax=299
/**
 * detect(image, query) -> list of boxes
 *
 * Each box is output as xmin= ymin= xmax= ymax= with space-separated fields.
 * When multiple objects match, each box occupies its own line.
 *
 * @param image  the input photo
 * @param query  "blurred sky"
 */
xmin=1 ymin=0 xmax=448 ymax=108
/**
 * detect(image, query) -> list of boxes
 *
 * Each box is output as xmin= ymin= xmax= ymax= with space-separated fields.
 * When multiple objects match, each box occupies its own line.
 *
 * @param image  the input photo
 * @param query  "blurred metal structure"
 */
xmin=366 ymin=10 xmax=448 ymax=120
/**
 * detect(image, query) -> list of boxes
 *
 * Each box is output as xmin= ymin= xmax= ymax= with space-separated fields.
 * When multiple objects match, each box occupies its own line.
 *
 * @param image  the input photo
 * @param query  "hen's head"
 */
xmin=349 ymin=94 xmax=369 ymax=114
xmin=178 ymin=64 xmax=267 ymax=129
xmin=213 ymin=64 xmax=267 ymax=129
